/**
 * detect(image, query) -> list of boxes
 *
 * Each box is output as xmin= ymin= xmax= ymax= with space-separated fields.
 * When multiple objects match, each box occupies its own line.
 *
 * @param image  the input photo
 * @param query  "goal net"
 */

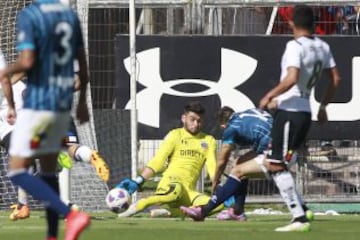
xmin=0 ymin=0 xmax=108 ymax=211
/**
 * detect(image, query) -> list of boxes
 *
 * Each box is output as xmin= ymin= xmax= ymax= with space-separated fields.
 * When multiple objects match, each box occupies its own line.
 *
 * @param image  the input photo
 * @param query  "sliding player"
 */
xmin=116 ymin=101 xmax=224 ymax=218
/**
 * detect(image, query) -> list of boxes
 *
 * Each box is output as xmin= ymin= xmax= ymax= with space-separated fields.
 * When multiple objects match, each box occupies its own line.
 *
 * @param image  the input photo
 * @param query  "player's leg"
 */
xmin=267 ymin=110 xmax=311 ymax=232
xmin=191 ymin=193 xmax=224 ymax=216
xmin=200 ymin=153 xmax=265 ymax=217
xmin=118 ymin=180 xmax=184 ymax=217
xmin=9 ymin=187 xmax=30 ymax=220
xmin=67 ymin=144 xmax=109 ymax=182
xmin=181 ymin=154 xmax=265 ymax=221
xmin=65 ymin=119 xmax=109 ymax=182
xmin=9 ymin=167 xmax=32 ymax=220
xmin=8 ymin=110 xmax=90 ymax=239
xmin=38 ymin=157 xmax=61 ymax=239
xmin=58 ymin=167 xmax=71 ymax=205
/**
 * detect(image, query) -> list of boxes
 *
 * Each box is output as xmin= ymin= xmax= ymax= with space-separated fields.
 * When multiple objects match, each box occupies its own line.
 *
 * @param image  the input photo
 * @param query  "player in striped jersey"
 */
xmin=0 ymin=70 xmax=109 ymax=220
xmin=0 ymin=1 xmax=90 ymax=239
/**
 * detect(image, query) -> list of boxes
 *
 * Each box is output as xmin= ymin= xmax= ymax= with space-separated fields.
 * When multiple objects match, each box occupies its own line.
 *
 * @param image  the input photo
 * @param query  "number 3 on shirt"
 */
xmin=55 ymin=22 xmax=73 ymax=66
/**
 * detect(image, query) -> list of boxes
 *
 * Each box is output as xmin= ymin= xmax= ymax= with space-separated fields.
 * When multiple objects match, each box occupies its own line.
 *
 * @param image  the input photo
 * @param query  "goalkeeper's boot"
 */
xmin=216 ymin=208 xmax=247 ymax=221
xmin=275 ymin=221 xmax=311 ymax=232
xmin=57 ymin=151 xmax=73 ymax=169
xmin=9 ymin=204 xmax=30 ymax=221
xmin=118 ymin=202 xmax=138 ymax=218
xmin=90 ymin=151 xmax=110 ymax=182
xmin=305 ymin=209 xmax=315 ymax=222
xmin=65 ymin=210 xmax=90 ymax=240
xmin=180 ymin=206 xmax=205 ymax=221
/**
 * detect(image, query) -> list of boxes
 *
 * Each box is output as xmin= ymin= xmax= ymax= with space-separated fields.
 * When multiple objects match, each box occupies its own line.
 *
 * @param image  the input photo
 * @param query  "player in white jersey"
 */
xmin=259 ymin=5 xmax=341 ymax=232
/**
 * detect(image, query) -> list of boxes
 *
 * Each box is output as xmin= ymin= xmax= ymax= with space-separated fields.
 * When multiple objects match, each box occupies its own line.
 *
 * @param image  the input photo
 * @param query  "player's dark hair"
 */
xmin=293 ymin=5 xmax=314 ymax=32
xmin=184 ymin=101 xmax=205 ymax=115
xmin=216 ymin=106 xmax=234 ymax=125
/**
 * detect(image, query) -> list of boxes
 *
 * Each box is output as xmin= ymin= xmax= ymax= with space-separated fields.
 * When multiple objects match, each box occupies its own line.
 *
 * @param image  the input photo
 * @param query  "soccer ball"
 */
xmin=105 ymin=188 xmax=131 ymax=213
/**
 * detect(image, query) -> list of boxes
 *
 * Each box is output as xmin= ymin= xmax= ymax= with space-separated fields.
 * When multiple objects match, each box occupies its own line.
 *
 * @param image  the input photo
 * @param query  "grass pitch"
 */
xmin=0 ymin=211 xmax=359 ymax=240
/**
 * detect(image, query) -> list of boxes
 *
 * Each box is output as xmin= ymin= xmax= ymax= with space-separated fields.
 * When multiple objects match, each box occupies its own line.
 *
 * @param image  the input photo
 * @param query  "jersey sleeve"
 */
xmin=146 ymin=130 xmax=178 ymax=173
xmin=16 ymin=10 xmax=35 ymax=52
xmin=324 ymin=45 xmax=336 ymax=69
xmin=204 ymin=136 xmax=217 ymax=181
xmin=222 ymin=126 xmax=236 ymax=145
xmin=284 ymin=41 xmax=301 ymax=68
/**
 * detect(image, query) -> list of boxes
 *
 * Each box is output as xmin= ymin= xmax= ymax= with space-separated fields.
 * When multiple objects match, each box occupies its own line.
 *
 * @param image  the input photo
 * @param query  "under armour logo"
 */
xmin=124 ymin=48 xmax=257 ymax=128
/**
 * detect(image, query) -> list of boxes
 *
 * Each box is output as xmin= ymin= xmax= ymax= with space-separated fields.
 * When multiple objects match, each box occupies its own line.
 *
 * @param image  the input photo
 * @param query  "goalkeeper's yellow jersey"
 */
xmin=146 ymin=127 xmax=217 ymax=190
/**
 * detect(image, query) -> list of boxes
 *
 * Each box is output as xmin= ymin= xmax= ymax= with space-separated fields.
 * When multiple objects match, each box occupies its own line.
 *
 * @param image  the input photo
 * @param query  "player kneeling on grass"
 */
xmin=115 ymin=101 xmax=225 ymax=218
xmin=181 ymin=106 xmax=314 ymax=228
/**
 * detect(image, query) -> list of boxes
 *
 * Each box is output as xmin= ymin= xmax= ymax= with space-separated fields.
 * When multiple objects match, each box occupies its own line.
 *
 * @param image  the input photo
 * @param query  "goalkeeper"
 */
xmin=116 ymin=101 xmax=224 ymax=218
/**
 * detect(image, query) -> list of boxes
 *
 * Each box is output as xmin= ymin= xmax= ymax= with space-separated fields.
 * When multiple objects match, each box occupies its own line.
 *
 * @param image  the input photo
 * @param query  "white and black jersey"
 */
xmin=277 ymin=36 xmax=336 ymax=113
xmin=271 ymin=36 xmax=336 ymax=162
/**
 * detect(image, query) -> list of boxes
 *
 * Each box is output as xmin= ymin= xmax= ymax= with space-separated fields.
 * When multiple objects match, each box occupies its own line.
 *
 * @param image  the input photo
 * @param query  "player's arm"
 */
xmin=146 ymin=130 xmax=178 ymax=173
xmin=259 ymin=67 xmax=299 ymax=109
xmin=0 ymin=74 xmax=16 ymax=125
xmin=10 ymin=72 xmax=26 ymax=84
xmin=116 ymin=130 xmax=177 ymax=194
xmin=317 ymin=67 xmax=341 ymax=124
xmin=204 ymin=136 xmax=217 ymax=181
xmin=75 ymin=47 xmax=89 ymax=124
xmin=2 ymin=50 xmax=35 ymax=78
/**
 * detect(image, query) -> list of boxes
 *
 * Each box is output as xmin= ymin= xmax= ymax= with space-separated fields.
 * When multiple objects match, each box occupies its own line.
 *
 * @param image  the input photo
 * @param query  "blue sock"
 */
xmin=202 ymin=176 xmax=242 ymax=216
xmin=233 ymin=178 xmax=248 ymax=215
xmin=9 ymin=171 xmax=70 ymax=217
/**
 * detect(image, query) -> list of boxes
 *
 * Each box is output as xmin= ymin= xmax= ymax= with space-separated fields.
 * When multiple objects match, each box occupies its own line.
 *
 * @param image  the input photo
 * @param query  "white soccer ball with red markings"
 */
xmin=105 ymin=188 xmax=131 ymax=213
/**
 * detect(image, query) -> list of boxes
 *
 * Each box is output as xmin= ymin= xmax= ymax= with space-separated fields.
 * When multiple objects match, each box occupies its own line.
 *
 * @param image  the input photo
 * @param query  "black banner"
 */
xmin=115 ymin=35 xmax=360 ymax=140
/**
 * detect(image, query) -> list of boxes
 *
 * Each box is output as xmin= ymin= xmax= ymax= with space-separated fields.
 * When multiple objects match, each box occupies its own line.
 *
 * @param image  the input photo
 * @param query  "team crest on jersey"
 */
xmin=201 ymin=141 xmax=208 ymax=149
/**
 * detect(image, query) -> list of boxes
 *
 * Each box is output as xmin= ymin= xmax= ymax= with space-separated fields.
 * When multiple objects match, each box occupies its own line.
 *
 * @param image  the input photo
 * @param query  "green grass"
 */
xmin=1 ymin=211 xmax=360 ymax=240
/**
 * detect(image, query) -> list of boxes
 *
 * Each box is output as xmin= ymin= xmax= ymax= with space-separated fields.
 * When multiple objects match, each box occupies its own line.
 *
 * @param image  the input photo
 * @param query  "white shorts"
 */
xmin=9 ymin=109 xmax=71 ymax=158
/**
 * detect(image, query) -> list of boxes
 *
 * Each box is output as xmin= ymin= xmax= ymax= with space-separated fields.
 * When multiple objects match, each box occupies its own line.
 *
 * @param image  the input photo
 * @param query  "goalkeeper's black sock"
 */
xmin=233 ymin=178 xmax=248 ymax=215
xmin=293 ymin=215 xmax=309 ymax=223
xmin=202 ymin=175 xmax=242 ymax=216
xmin=40 ymin=175 xmax=60 ymax=238
xmin=302 ymin=204 xmax=309 ymax=212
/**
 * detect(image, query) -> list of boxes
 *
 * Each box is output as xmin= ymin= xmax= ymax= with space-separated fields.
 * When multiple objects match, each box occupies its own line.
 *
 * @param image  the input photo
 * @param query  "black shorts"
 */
xmin=270 ymin=109 xmax=311 ymax=161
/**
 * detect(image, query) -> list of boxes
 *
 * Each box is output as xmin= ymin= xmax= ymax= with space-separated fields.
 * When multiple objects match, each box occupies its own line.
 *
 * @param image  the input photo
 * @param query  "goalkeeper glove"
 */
xmin=116 ymin=176 xmax=144 ymax=195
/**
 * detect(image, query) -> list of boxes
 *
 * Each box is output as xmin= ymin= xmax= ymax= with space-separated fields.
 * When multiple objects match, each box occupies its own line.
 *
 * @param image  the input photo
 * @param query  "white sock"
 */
xmin=74 ymin=145 xmax=92 ymax=163
xmin=272 ymin=171 xmax=305 ymax=219
xmin=18 ymin=187 xmax=28 ymax=205
xmin=17 ymin=166 xmax=36 ymax=205
xmin=59 ymin=168 xmax=71 ymax=205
